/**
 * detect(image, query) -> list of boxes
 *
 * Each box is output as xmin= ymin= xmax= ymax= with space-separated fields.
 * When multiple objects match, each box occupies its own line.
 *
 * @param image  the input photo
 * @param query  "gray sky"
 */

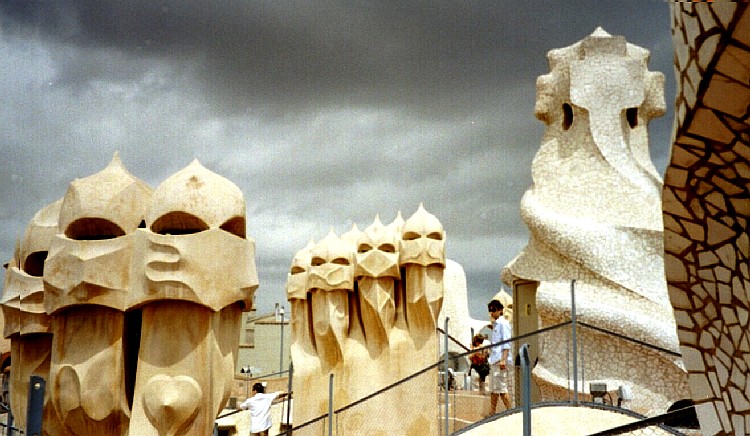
xmin=0 ymin=1 xmax=675 ymax=320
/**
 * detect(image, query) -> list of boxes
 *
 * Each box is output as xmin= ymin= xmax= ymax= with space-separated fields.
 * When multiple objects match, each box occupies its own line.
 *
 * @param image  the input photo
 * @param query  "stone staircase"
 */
xmin=439 ymin=390 xmax=495 ymax=432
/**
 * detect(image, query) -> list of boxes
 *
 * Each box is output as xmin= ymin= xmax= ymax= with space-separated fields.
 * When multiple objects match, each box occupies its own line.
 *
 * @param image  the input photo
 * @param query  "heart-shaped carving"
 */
xmin=55 ymin=365 xmax=82 ymax=417
xmin=142 ymin=375 xmax=202 ymax=436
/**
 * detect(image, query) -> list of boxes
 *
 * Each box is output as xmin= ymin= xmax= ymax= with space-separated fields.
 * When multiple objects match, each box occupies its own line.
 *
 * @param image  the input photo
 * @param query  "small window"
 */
xmin=562 ymin=103 xmax=573 ymax=130
xmin=402 ymin=231 xmax=420 ymax=241
xmin=378 ymin=243 xmax=396 ymax=253
xmin=626 ymin=107 xmax=638 ymax=128
xmin=65 ymin=218 xmax=126 ymax=240
xmin=220 ymin=216 xmax=246 ymax=238
xmin=331 ymin=257 xmax=350 ymax=266
xmin=151 ymin=212 xmax=209 ymax=235
xmin=23 ymin=251 xmax=47 ymax=277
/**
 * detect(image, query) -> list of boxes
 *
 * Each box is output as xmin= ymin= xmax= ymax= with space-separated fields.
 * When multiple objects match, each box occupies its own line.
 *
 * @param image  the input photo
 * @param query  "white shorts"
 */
xmin=491 ymin=364 xmax=510 ymax=394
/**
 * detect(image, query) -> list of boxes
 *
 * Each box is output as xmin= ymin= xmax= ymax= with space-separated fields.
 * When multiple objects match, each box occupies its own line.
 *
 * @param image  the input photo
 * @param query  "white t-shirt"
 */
xmin=240 ymin=392 xmax=280 ymax=433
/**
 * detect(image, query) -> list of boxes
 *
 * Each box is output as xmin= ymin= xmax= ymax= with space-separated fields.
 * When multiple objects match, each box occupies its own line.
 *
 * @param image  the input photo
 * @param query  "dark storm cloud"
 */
xmin=0 ymin=1 xmax=677 ymax=318
xmin=0 ymin=1 xmax=672 ymax=116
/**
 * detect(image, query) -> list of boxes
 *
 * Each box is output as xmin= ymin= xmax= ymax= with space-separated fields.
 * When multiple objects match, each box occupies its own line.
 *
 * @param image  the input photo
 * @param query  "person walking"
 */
xmin=487 ymin=299 xmax=512 ymax=415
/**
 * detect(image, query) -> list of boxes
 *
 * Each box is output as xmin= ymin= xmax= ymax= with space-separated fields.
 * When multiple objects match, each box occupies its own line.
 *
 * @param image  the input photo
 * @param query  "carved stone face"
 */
xmin=43 ymin=156 xmax=152 ymax=313
xmin=135 ymin=229 xmax=256 ymax=308
xmin=126 ymin=160 xmax=257 ymax=435
xmin=307 ymin=231 xmax=353 ymax=356
xmin=356 ymin=217 xmax=399 ymax=279
xmin=287 ymin=241 xmax=313 ymax=301
xmin=570 ymin=53 xmax=654 ymax=194
xmin=308 ymin=231 xmax=355 ymax=292
xmin=286 ymin=241 xmax=313 ymax=345
xmin=131 ymin=160 xmax=258 ymax=311
xmin=2 ymin=199 xmax=61 ymax=336
xmin=45 ymin=235 xmax=135 ymax=309
xmin=399 ymin=204 xmax=446 ymax=267
xmin=533 ymin=28 xmax=664 ymax=204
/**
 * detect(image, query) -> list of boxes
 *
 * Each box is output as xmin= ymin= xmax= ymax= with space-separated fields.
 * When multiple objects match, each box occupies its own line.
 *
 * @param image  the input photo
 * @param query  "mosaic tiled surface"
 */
xmin=503 ymin=28 xmax=690 ymax=415
xmin=663 ymin=3 xmax=750 ymax=435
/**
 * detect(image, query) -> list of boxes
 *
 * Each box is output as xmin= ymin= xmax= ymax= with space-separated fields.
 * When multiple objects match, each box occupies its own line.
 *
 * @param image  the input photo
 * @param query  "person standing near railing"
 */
xmin=487 ymin=299 xmax=512 ymax=415
xmin=239 ymin=382 xmax=289 ymax=436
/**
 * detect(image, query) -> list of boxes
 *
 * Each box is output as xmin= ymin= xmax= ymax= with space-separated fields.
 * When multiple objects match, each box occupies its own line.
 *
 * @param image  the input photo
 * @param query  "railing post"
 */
xmin=571 ymin=279 xmax=578 ymax=405
xmin=280 ymin=306 xmax=285 ymax=373
xmin=328 ymin=373 xmax=334 ymax=436
xmin=286 ymin=361 xmax=293 ymax=434
xmin=520 ymin=344 xmax=531 ymax=436
xmin=26 ymin=375 xmax=45 ymax=436
xmin=6 ymin=410 xmax=13 ymax=436
xmin=444 ymin=317 xmax=450 ymax=436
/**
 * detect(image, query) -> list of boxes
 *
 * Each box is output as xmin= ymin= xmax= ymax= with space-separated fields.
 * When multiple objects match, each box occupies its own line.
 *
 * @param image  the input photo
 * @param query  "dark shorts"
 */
xmin=471 ymin=363 xmax=490 ymax=380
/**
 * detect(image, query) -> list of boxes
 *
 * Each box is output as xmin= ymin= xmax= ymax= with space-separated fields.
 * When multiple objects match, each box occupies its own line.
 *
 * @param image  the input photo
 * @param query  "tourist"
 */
xmin=469 ymin=334 xmax=490 ymax=392
xmin=487 ymin=299 xmax=512 ymax=415
xmin=239 ymin=382 xmax=288 ymax=436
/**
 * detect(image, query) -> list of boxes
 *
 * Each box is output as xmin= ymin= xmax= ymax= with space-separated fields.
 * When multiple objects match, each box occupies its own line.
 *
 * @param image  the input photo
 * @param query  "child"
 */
xmin=469 ymin=334 xmax=490 ymax=392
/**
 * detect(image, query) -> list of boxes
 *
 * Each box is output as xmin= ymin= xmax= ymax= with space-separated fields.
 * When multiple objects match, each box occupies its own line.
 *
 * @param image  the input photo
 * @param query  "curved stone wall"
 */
xmin=664 ymin=3 xmax=750 ymax=435
xmin=504 ymin=28 xmax=689 ymax=415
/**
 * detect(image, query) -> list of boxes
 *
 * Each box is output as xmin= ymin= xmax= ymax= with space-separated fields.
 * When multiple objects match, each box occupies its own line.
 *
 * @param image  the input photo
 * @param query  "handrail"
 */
xmin=586 ymin=406 xmax=693 ymax=436
xmin=250 ymin=316 xmax=687 ymax=434
xmin=519 ymin=343 xmax=531 ymax=436
xmin=451 ymin=320 xmax=574 ymax=361
xmin=335 ymin=361 xmax=441 ymax=414
xmin=338 ymin=321 xmax=576 ymax=415
xmin=216 ymin=394 xmax=291 ymax=420
xmin=577 ymin=321 xmax=681 ymax=358
xmin=436 ymin=326 xmax=472 ymax=353
xmin=454 ymin=401 xmax=678 ymax=435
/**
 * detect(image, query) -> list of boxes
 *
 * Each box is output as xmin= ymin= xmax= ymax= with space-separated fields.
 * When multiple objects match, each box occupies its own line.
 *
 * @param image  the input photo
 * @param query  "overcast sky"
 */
xmin=0 ymin=1 xmax=675 ymax=320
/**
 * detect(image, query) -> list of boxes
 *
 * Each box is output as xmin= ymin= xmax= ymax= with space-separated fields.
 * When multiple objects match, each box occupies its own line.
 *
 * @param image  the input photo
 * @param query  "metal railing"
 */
xmin=588 ymin=405 xmax=699 ymax=435
xmin=253 ymin=311 xmax=694 ymax=436
xmin=0 ymin=376 xmax=42 ymax=436
xmin=2 ymin=325 xmax=695 ymax=436
xmin=216 ymin=366 xmax=294 ymax=425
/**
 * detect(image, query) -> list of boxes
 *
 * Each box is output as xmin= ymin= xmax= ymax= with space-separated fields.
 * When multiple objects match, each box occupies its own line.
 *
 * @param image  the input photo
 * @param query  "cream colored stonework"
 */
xmin=1 ymin=199 xmax=65 ymax=435
xmin=44 ymin=155 xmax=149 ymax=435
xmin=287 ymin=204 xmax=445 ymax=436
xmin=438 ymin=259 xmax=490 ymax=355
xmin=664 ymin=3 xmax=750 ymax=435
xmin=503 ymin=28 xmax=689 ymax=415
xmin=1 ymin=154 xmax=257 ymax=436
xmin=128 ymin=159 xmax=257 ymax=436
xmin=463 ymin=406 xmax=674 ymax=436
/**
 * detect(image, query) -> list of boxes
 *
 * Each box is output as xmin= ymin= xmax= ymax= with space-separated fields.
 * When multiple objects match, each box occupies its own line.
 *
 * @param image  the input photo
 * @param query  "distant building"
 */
xmin=237 ymin=303 xmax=291 ymax=378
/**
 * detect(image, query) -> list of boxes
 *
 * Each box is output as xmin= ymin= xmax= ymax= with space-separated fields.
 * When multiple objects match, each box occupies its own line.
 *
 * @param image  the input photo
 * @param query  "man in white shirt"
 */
xmin=487 ymin=299 xmax=512 ymax=415
xmin=239 ymin=382 xmax=288 ymax=436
